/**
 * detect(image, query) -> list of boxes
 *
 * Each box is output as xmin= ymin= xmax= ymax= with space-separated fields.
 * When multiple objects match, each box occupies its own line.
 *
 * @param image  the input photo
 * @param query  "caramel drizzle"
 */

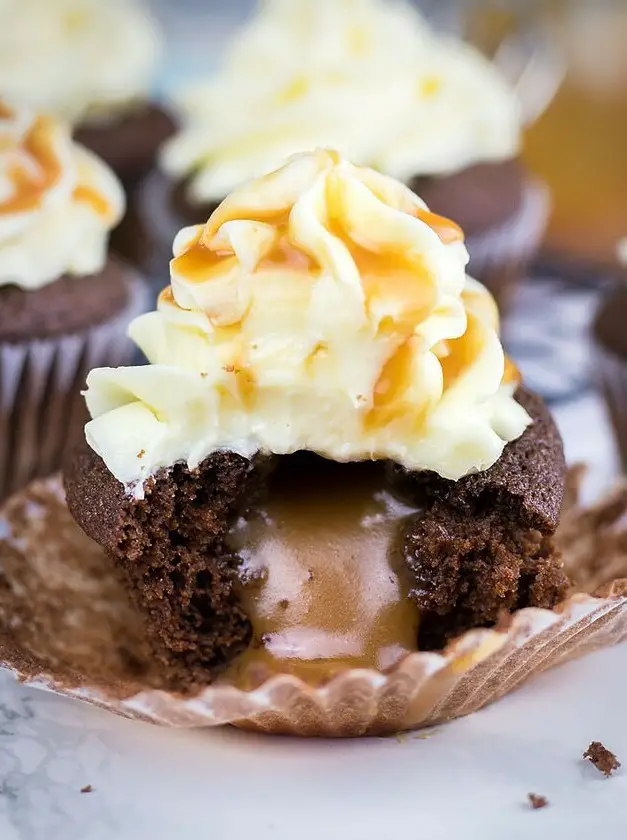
xmin=0 ymin=112 xmax=111 ymax=220
xmin=0 ymin=101 xmax=14 ymax=120
xmin=0 ymin=116 xmax=63 ymax=215
xmin=171 ymin=202 xmax=462 ymax=286
xmin=72 ymin=184 xmax=112 ymax=219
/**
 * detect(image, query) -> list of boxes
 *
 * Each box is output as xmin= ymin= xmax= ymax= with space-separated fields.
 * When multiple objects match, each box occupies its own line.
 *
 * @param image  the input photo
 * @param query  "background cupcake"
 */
xmin=593 ymin=240 xmax=627 ymax=471
xmin=0 ymin=0 xmax=176 ymax=269
xmin=0 ymin=100 xmax=145 ymax=500
xmin=156 ymin=0 xmax=545 ymax=307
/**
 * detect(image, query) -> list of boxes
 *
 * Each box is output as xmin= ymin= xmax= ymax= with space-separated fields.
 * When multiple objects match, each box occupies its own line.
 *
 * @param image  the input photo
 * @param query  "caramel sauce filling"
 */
xmin=1 ymin=116 xmax=62 ymax=215
xmin=224 ymin=457 xmax=420 ymax=688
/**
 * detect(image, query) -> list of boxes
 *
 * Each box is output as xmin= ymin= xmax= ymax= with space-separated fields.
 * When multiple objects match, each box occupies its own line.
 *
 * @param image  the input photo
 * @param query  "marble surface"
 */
xmin=1 ymin=637 xmax=627 ymax=840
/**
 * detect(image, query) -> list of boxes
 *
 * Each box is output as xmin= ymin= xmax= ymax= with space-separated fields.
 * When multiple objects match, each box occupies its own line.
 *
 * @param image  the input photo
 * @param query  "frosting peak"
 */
xmin=162 ymin=0 xmax=521 ymax=203
xmin=0 ymin=101 xmax=125 ymax=290
xmin=0 ymin=0 xmax=160 ymax=124
xmin=85 ymin=151 xmax=529 ymax=487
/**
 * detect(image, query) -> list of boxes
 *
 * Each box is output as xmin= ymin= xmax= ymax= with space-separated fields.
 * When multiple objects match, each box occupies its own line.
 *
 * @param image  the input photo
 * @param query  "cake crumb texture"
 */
xmin=583 ymin=742 xmax=621 ymax=776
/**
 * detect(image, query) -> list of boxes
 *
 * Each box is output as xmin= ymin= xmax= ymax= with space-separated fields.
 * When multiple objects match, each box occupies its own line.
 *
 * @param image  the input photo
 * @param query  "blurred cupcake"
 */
xmin=0 ymin=100 xmax=145 ymax=500
xmin=593 ymin=239 xmax=627 ymax=471
xmin=0 ymin=0 xmax=176 ymax=267
xmin=156 ymin=0 xmax=547 ymax=307
xmin=64 ymin=150 xmax=567 ymax=695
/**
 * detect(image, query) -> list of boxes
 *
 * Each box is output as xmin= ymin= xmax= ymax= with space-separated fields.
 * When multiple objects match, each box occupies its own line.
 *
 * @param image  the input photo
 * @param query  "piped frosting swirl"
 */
xmin=85 ymin=150 xmax=529 ymax=487
xmin=161 ymin=0 xmax=521 ymax=203
xmin=0 ymin=101 xmax=125 ymax=290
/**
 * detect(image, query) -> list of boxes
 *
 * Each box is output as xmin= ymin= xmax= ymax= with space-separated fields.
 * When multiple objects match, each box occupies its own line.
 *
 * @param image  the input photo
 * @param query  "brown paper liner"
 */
xmin=0 ymin=274 xmax=146 ymax=501
xmin=1 ymin=470 xmax=627 ymax=737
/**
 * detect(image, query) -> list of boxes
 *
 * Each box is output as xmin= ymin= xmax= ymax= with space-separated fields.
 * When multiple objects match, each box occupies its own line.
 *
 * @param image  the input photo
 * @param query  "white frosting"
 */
xmin=0 ymin=102 xmax=125 ymax=290
xmin=161 ymin=0 xmax=521 ymax=204
xmin=0 ymin=0 xmax=160 ymax=124
xmin=84 ymin=150 xmax=529 ymax=488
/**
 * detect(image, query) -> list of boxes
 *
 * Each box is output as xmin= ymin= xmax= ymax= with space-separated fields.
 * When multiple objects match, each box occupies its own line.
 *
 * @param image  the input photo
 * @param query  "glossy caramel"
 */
xmin=224 ymin=457 xmax=420 ymax=688
xmin=0 ymin=116 xmax=62 ymax=215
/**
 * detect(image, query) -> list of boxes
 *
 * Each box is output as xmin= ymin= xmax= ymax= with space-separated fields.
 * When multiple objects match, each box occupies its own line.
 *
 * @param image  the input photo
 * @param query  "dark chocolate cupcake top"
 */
xmin=0 ymin=100 xmax=124 ymax=291
xmin=83 ymin=149 xmax=530 ymax=490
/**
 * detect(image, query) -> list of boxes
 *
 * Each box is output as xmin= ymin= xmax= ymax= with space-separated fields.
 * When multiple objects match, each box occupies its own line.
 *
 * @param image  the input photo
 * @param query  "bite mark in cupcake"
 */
xmin=65 ymin=150 xmax=566 ymax=690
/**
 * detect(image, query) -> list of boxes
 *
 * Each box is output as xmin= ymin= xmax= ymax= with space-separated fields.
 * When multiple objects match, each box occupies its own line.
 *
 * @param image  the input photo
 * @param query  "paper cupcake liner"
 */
xmin=592 ymin=340 xmax=627 ymax=472
xmin=1 ymin=473 xmax=627 ymax=737
xmin=465 ymin=179 xmax=551 ymax=310
xmin=0 ymin=274 xmax=147 ymax=501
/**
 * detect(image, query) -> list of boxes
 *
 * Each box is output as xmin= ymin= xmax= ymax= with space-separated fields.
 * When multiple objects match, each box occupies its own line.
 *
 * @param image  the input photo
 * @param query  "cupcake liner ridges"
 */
xmin=1 ymin=473 xmax=627 ymax=737
xmin=0 ymin=274 xmax=146 ymax=501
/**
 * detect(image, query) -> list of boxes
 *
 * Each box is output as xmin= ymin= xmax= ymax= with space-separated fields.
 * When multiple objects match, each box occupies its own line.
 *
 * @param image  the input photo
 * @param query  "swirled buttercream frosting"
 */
xmin=84 ymin=150 xmax=529 ymax=487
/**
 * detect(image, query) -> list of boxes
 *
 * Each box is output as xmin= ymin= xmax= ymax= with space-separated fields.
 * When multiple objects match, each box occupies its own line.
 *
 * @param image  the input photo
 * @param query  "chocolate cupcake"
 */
xmin=0 ymin=101 xmax=146 ymax=499
xmin=593 ymin=242 xmax=627 ymax=470
xmin=64 ymin=150 xmax=567 ymax=692
xmin=0 ymin=0 xmax=175 ymax=268
xmin=154 ymin=0 xmax=546 ymax=307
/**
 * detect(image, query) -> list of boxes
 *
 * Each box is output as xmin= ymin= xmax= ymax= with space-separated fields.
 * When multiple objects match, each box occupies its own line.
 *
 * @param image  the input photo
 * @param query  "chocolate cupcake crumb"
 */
xmin=65 ymin=387 xmax=566 ymax=690
xmin=399 ymin=388 xmax=568 ymax=648
xmin=527 ymin=793 xmax=548 ymax=810
xmin=583 ymin=742 xmax=621 ymax=776
xmin=80 ymin=785 xmax=93 ymax=794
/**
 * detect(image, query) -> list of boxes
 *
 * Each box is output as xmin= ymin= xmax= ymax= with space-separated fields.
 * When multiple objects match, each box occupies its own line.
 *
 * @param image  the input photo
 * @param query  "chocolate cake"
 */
xmin=64 ymin=387 xmax=567 ymax=690
xmin=76 ymin=104 xmax=176 ymax=187
xmin=0 ymin=258 xmax=131 ymax=344
xmin=411 ymin=160 xmax=525 ymax=241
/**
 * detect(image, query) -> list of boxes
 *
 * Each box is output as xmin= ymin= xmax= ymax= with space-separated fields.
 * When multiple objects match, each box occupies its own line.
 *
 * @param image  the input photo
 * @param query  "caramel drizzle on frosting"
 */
xmin=166 ymin=151 xmax=519 ymax=444
xmin=0 ymin=116 xmax=63 ymax=215
xmin=0 ymin=103 xmax=112 ymax=219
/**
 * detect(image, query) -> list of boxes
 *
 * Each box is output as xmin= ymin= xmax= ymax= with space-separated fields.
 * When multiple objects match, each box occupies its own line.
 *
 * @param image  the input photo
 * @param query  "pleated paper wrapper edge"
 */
xmin=1 ymin=474 xmax=626 ymax=738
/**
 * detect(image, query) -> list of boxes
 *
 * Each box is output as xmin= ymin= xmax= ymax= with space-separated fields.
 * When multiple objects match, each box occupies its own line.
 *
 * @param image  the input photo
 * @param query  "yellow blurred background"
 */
xmin=467 ymin=0 xmax=627 ymax=268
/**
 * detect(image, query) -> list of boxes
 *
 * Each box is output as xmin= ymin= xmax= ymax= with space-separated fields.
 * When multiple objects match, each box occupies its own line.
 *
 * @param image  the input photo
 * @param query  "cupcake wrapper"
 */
xmin=466 ymin=180 xmax=551 ymax=309
xmin=592 ymin=342 xmax=627 ymax=471
xmin=1 ymin=474 xmax=627 ymax=738
xmin=0 ymin=275 xmax=147 ymax=500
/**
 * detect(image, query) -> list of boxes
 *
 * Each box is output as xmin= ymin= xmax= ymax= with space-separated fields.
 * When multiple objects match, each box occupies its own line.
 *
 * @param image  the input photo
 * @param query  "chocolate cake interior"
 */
xmin=65 ymin=389 xmax=568 ymax=691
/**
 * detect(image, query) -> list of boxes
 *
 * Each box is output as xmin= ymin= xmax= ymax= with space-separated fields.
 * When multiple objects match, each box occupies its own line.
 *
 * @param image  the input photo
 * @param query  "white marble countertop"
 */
xmin=1 ymin=638 xmax=627 ymax=840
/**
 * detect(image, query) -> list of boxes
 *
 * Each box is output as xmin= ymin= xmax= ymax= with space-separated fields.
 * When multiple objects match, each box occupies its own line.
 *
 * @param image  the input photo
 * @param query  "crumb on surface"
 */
xmin=80 ymin=785 xmax=93 ymax=794
xmin=583 ymin=742 xmax=621 ymax=776
xmin=278 ymin=598 xmax=289 ymax=609
xmin=136 ymin=449 xmax=145 ymax=459
xmin=528 ymin=793 xmax=548 ymax=810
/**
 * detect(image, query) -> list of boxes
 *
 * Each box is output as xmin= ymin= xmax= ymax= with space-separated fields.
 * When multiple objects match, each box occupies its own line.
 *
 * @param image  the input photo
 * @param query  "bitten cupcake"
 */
xmin=0 ymin=100 xmax=145 ymax=500
xmin=0 ymin=0 xmax=176 ymax=267
xmin=64 ymin=150 xmax=567 ymax=692
xmin=157 ymin=0 xmax=547 ymax=307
